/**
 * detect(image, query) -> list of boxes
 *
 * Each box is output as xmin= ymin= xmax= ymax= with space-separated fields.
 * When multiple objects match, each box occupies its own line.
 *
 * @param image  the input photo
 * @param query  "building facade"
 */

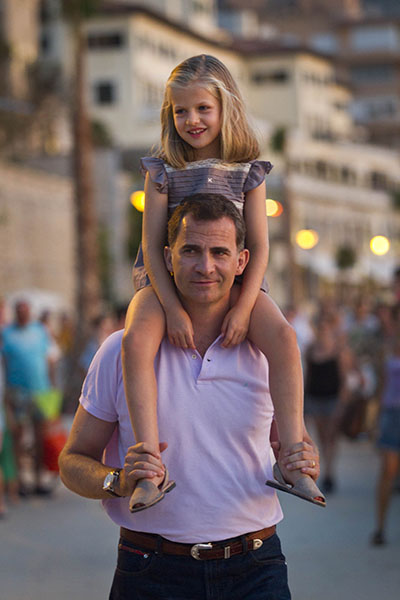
xmin=2 ymin=0 xmax=399 ymax=309
xmin=0 ymin=160 xmax=75 ymax=310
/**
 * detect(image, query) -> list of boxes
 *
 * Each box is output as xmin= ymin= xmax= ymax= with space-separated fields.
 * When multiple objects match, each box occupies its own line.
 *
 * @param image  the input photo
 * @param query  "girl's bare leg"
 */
xmin=239 ymin=288 xmax=324 ymax=500
xmin=314 ymin=415 xmax=338 ymax=484
xmin=375 ymin=450 xmax=400 ymax=536
xmin=122 ymin=287 xmax=167 ymax=509
xmin=0 ymin=470 xmax=6 ymax=516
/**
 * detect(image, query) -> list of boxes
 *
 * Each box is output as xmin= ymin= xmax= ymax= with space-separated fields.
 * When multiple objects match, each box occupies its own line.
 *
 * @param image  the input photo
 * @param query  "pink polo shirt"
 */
xmin=80 ymin=330 xmax=282 ymax=543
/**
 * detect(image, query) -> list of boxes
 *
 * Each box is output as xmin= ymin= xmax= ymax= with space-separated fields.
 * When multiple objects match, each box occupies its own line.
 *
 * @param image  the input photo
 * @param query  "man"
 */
xmin=59 ymin=196 xmax=319 ymax=599
xmin=2 ymin=300 xmax=52 ymax=495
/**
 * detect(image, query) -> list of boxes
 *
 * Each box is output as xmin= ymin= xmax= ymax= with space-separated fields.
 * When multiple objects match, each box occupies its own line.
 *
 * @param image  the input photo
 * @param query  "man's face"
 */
xmin=164 ymin=215 xmax=248 ymax=307
xmin=15 ymin=301 xmax=30 ymax=326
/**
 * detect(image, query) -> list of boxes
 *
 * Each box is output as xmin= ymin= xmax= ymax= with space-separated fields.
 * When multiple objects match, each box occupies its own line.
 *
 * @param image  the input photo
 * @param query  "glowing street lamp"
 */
xmin=370 ymin=235 xmax=390 ymax=256
xmin=266 ymin=198 xmax=283 ymax=217
xmin=295 ymin=229 xmax=319 ymax=250
xmin=130 ymin=190 xmax=145 ymax=212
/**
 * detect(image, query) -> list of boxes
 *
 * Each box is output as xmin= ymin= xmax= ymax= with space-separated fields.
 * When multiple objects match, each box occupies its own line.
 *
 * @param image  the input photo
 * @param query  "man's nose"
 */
xmin=196 ymin=252 xmax=215 ymax=274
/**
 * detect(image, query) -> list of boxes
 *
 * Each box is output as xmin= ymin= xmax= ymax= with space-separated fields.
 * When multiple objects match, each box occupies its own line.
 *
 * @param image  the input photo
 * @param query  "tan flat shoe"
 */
xmin=266 ymin=463 xmax=326 ymax=508
xmin=129 ymin=467 xmax=176 ymax=513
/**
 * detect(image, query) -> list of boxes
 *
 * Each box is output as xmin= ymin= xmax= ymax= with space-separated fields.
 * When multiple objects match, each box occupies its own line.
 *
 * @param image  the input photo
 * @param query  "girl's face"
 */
xmin=170 ymin=82 xmax=222 ymax=160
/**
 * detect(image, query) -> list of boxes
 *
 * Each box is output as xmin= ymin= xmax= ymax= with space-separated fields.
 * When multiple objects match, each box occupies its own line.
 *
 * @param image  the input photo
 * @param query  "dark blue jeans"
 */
xmin=109 ymin=532 xmax=291 ymax=599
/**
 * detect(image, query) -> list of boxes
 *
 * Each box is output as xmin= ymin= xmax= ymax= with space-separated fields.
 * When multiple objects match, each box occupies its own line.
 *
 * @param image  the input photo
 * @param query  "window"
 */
xmin=341 ymin=167 xmax=357 ymax=186
xmin=87 ymin=32 xmax=125 ymax=50
xmin=316 ymin=161 xmax=327 ymax=179
xmin=94 ymin=82 xmax=116 ymax=105
xmin=40 ymin=32 xmax=51 ymax=54
xmin=353 ymin=96 xmax=398 ymax=122
xmin=251 ymin=70 xmax=289 ymax=85
xmin=311 ymin=33 xmax=338 ymax=55
xmin=370 ymin=171 xmax=387 ymax=191
xmin=351 ymin=64 xmax=395 ymax=84
xmin=351 ymin=26 xmax=399 ymax=52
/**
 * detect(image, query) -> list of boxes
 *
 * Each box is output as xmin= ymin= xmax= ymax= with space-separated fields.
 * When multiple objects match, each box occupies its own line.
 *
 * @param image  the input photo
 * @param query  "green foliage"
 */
xmin=61 ymin=0 xmax=101 ymax=20
xmin=335 ymin=245 xmax=357 ymax=270
xmin=91 ymin=120 xmax=113 ymax=148
xmin=391 ymin=190 xmax=400 ymax=211
xmin=270 ymin=126 xmax=286 ymax=154
xmin=27 ymin=61 xmax=62 ymax=100
xmin=0 ymin=38 xmax=11 ymax=61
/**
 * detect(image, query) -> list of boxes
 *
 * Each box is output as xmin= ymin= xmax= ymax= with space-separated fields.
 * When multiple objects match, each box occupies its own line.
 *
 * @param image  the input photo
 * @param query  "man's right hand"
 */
xmin=119 ymin=441 xmax=168 ymax=496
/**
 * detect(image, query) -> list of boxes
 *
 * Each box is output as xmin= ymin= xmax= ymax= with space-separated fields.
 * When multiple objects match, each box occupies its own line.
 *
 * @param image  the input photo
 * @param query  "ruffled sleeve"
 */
xmin=140 ymin=157 xmax=168 ymax=194
xmin=243 ymin=160 xmax=273 ymax=193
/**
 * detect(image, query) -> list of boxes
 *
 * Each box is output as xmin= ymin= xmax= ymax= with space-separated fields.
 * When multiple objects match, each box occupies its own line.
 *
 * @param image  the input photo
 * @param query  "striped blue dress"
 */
xmin=132 ymin=157 xmax=273 ymax=292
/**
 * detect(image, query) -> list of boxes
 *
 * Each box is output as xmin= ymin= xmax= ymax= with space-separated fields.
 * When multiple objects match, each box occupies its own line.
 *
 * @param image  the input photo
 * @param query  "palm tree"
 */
xmin=270 ymin=126 xmax=300 ymax=306
xmin=62 ymin=0 xmax=101 ymax=341
xmin=61 ymin=0 xmax=102 ymax=408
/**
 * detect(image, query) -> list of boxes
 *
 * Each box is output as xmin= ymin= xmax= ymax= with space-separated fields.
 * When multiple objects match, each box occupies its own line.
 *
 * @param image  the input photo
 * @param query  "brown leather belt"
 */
xmin=120 ymin=525 xmax=276 ymax=560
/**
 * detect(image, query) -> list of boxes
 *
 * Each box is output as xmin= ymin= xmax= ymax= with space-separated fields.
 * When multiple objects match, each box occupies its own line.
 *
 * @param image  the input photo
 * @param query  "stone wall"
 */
xmin=0 ymin=161 xmax=75 ymax=312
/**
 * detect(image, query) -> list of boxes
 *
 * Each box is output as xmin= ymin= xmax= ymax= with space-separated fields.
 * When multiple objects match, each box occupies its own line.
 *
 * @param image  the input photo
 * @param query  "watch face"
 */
xmin=104 ymin=472 xmax=114 ymax=489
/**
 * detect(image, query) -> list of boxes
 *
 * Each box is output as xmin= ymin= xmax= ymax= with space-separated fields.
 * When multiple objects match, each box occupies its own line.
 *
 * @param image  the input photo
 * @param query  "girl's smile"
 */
xmin=171 ymin=83 xmax=222 ymax=160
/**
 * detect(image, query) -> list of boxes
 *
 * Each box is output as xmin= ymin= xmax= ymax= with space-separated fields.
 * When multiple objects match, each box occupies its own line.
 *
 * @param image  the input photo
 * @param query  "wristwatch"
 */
xmin=102 ymin=469 xmax=122 ymax=497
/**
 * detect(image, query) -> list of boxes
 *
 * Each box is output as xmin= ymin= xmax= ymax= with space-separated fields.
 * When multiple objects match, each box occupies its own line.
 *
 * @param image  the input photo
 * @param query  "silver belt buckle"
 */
xmin=190 ymin=542 xmax=213 ymax=560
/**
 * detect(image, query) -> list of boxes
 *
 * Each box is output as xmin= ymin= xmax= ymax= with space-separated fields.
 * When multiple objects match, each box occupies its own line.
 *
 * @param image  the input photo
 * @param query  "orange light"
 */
xmin=130 ymin=190 xmax=145 ymax=212
xmin=296 ymin=229 xmax=319 ymax=250
xmin=370 ymin=235 xmax=389 ymax=256
xmin=266 ymin=199 xmax=283 ymax=217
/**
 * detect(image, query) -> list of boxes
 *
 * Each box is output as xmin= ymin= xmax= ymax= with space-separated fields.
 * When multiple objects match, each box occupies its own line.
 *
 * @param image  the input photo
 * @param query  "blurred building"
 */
xmin=0 ymin=0 xmax=41 ymax=99
xmin=0 ymin=160 xmax=75 ymax=309
xmin=220 ymin=0 xmax=400 ymax=149
xmin=335 ymin=15 xmax=400 ymax=148
xmin=1 ymin=0 xmax=399 ymax=308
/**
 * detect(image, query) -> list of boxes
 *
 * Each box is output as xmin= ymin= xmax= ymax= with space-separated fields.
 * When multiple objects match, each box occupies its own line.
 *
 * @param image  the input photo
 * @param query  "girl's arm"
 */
xmin=221 ymin=181 xmax=268 ymax=347
xmin=142 ymin=174 xmax=195 ymax=348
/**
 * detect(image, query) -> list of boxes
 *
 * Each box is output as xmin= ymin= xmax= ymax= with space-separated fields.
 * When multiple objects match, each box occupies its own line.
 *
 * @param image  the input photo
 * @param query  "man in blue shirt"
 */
xmin=2 ymin=300 xmax=52 ymax=495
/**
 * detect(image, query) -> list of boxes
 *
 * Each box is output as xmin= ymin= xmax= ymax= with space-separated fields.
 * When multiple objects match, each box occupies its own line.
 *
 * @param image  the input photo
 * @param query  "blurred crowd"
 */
xmin=0 ymin=268 xmax=399 ymax=545
xmin=285 ymin=266 xmax=400 ymax=546
xmin=0 ymin=298 xmax=127 ymax=518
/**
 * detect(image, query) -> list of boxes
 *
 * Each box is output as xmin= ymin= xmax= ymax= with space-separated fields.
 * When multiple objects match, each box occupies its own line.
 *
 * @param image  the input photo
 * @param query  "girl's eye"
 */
xmin=174 ymin=108 xmax=185 ymax=115
xmin=199 ymin=105 xmax=210 ymax=111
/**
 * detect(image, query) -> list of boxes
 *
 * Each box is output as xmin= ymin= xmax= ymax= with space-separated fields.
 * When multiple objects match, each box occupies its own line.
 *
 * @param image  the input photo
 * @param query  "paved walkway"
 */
xmin=1 ymin=434 xmax=399 ymax=599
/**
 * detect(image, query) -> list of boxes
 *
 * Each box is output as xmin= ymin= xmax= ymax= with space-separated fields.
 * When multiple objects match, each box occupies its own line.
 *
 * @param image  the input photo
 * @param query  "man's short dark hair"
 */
xmin=168 ymin=194 xmax=246 ymax=250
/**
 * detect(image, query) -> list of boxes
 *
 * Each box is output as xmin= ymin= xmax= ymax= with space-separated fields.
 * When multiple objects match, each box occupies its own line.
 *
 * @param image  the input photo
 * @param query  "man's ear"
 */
xmin=164 ymin=246 xmax=172 ymax=272
xmin=236 ymin=248 xmax=249 ymax=276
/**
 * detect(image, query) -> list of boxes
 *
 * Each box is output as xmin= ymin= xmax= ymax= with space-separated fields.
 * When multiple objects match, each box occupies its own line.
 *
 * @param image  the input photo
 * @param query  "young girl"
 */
xmin=123 ymin=54 xmax=325 ymax=512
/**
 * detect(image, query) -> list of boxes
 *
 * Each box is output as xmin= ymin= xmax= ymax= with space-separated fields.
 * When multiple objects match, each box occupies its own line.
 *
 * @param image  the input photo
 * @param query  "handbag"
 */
xmin=34 ymin=388 xmax=63 ymax=421
xmin=339 ymin=394 xmax=367 ymax=440
xmin=42 ymin=419 xmax=68 ymax=472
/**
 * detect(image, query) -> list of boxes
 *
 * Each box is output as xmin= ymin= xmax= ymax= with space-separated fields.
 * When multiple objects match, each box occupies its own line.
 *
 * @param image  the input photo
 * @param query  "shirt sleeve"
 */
xmin=140 ymin=157 xmax=168 ymax=194
xmin=243 ymin=160 xmax=273 ymax=193
xmin=79 ymin=332 xmax=122 ymax=423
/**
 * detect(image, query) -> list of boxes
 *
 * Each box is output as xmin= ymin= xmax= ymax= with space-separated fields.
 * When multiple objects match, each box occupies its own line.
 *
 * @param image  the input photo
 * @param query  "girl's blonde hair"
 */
xmin=158 ymin=54 xmax=260 ymax=168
